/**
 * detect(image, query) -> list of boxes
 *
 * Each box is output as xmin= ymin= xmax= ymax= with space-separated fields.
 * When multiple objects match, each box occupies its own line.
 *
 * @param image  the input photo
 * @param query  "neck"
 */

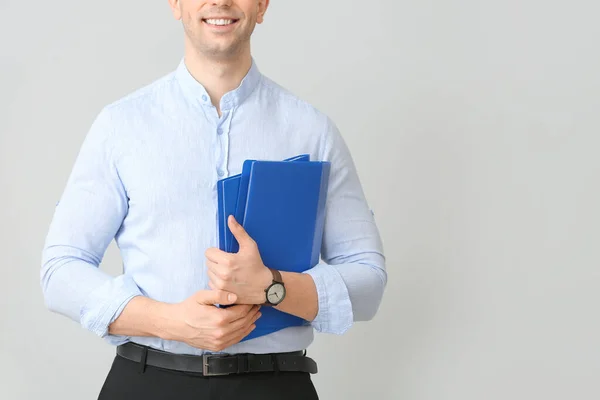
xmin=183 ymin=42 xmax=253 ymax=115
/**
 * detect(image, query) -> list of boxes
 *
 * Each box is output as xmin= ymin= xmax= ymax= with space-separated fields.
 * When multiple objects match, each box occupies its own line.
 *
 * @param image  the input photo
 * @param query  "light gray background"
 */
xmin=1 ymin=0 xmax=599 ymax=399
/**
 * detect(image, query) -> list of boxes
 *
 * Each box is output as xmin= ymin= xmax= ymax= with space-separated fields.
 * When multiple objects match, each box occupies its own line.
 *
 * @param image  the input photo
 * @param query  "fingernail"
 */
xmin=228 ymin=293 xmax=236 ymax=302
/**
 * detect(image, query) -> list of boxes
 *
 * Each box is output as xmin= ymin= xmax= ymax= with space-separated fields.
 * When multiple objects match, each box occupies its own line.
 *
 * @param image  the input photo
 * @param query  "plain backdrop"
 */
xmin=1 ymin=1 xmax=599 ymax=399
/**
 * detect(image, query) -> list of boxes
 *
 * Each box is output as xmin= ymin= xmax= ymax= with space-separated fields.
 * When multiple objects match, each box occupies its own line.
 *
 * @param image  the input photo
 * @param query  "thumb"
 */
xmin=193 ymin=289 xmax=237 ymax=305
xmin=228 ymin=215 xmax=253 ymax=249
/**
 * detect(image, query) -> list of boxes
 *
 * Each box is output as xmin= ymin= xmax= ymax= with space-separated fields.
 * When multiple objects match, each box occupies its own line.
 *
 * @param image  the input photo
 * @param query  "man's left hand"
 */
xmin=205 ymin=215 xmax=273 ymax=305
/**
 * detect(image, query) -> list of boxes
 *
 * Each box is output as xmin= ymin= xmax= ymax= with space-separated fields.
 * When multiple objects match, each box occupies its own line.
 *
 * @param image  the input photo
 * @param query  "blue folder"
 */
xmin=217 ymin=154 xmax=309 ymax=253
xmin=216 ymin=155 xmax=331 ymax=341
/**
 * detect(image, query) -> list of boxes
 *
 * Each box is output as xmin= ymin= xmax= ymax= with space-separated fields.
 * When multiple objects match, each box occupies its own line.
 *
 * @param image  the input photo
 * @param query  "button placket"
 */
xmin=215 ymin=109 xmax=233 ymax=178
xmin=216 ymin=124 xmax=226 ymax=177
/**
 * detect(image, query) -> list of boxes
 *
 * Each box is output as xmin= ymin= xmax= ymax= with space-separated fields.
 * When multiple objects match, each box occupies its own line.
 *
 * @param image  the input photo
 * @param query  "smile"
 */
xmin=203 ymin=18 xmax=239 ymax=26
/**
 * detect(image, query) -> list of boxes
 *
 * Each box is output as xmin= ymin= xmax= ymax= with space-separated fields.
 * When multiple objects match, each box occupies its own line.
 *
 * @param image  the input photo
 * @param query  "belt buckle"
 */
xmin=202 ymin=354 xmax=230 ymax=377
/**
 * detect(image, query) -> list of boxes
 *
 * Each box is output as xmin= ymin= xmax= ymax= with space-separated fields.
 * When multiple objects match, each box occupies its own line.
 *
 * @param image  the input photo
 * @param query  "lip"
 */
xmin=202 ymin=17 xmax=240 ymax=24
xmin=202 ymin=18 xmax=240 ymax=31
xmin=203 ymin=16 xmax=239 ymax=20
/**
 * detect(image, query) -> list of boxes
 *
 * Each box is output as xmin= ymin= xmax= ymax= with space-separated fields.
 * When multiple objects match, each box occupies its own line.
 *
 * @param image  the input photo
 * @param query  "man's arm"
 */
xmin=273 ymin=271 xmax=319 ymax=321
xmin=107 ymin=291 xmax=261 ymax=352
xmin=40 ymin=107 xmax=142 ymax=343
xmin=280 ymin=117 xmax=386 ymax=333
xmin=205 ymin=117 xmax=387 ymax=334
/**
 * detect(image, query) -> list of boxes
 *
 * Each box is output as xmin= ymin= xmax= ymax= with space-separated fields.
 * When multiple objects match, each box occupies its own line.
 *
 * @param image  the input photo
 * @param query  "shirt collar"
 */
xmin=175 ymin=57 xmax=262 ymax=111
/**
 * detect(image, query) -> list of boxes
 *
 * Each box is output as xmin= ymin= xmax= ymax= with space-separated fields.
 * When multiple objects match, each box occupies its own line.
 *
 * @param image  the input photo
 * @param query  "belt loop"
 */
xmin=271 ymin=354 xmax=280 ymax=375
xmin=237 ymin=354 xmax=248 ymax=374
xmin=138 ymin=347 xmax=148 ymax=374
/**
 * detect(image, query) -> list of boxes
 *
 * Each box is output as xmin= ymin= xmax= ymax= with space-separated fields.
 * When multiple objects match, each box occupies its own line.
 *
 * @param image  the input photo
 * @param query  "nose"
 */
xmin=210 ymin=0 xmax=233 ymax=5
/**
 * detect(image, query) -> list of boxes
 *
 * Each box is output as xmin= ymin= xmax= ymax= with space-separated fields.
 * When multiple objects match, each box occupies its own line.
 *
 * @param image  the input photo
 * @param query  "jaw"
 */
xmin=182 ymin=16 xmax=254 ymax=60
xmin=189 ymin=34 xmax=247 ymax=60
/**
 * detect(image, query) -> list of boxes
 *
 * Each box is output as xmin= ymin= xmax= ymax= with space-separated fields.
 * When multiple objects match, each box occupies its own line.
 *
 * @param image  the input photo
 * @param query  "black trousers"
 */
xmin=98 ymin=354 xmax=320 ymax=400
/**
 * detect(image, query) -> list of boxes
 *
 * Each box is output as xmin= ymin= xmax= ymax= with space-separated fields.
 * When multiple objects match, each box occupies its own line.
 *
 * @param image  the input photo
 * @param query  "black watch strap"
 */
xmin=263 ymin=269 xmax=284 ymax=306
xmin=270 ymin=268 xmax=283 ymax=284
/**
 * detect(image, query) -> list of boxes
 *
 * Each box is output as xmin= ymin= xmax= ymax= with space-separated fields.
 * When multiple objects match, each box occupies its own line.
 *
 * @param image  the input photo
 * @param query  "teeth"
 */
xmin=205 ymin=19 xmax=234 ymax=26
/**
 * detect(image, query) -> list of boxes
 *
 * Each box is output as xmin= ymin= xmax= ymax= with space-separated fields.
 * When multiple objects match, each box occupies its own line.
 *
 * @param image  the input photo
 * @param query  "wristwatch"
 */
xmin=263 ymin=268 xmax=286 ymax=306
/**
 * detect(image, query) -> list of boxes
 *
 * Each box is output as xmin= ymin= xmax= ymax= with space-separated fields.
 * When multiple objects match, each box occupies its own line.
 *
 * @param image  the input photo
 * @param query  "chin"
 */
xmin=200 ymin=42 xmax=244 ymax=59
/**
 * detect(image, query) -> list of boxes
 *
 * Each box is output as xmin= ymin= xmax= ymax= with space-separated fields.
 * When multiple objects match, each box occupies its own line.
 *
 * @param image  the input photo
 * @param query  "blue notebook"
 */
xmin=217 ymin=154 xmax=309 ymax=253
xmin=216 ymin=155 xmax=331 ymax=341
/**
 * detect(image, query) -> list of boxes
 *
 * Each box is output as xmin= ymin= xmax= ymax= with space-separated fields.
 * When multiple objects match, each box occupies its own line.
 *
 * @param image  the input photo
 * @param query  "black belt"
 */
xmin=116 ymin=342 xmax=318 ymax=376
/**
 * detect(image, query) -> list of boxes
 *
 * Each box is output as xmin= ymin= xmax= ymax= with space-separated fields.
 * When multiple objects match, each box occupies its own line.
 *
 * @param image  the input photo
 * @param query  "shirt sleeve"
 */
xmin=40 ymin=107 xmax=142 ymax=344
xmin=303 ymin=117 xmax=388 ymax=335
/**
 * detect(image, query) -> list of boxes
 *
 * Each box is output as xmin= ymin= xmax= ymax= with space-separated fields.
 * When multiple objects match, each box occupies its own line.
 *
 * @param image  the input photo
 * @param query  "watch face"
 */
xmin=267 ymin=283 xmax=285 ymax=304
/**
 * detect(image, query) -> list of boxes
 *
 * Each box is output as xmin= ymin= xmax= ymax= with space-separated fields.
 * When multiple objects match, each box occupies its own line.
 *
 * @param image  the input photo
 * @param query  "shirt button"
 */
xmin=217 ymin=169 xmax=225 ymax=177
xmin=202 ymin=94 xmax=208 ymax=102
xmin=217 ymin=127 xmax=223 ymax=136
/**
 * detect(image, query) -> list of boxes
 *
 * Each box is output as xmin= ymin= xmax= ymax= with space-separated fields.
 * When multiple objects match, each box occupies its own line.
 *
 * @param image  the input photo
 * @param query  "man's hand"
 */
xmin=167 ymin=290 xmax=261 ymax=352
xmin=205 ymin=215 xmax=273 ymax=304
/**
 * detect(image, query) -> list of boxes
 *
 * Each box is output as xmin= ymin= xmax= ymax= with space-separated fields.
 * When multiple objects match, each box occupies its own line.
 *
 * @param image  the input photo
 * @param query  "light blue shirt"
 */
xmin=40 ymin=58 xmax=387 ymax=355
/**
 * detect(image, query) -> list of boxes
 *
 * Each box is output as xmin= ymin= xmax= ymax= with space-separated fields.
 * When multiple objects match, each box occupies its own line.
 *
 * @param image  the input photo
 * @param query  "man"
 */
xmin=40 ymin=0 xmax=387 ymax=399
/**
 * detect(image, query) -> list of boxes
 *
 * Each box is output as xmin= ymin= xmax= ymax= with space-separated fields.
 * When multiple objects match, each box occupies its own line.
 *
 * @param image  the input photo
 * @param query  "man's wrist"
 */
xmin=108 ymin=296 xmax=183 ymax=341
xmin=151 ymin=301 xmax=184 ymax=341
xmin=273 ymin=271 xmax=318 ymax=321
xmin=255 ymin=267 xmax=275 ymax=304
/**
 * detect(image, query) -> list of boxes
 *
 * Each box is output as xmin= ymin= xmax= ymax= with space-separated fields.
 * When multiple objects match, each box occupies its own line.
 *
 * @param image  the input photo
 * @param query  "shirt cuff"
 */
xmin=303 ymin=262 xmax=354 ymax=335
xmin=80 ymin=274 xmax=142 ymax=340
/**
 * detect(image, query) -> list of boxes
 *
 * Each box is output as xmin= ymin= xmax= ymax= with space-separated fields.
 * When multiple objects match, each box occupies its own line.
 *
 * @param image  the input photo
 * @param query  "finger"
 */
xmin=237 ymin=305 xmax=261 ymax=325
xmin=221 ymin=304 xmax=257 ymax=323
xmin=219 ymin=321 xmax=258 ymax=349
xmin=205 ymin=247 xmax=233 ymax=264
xmin=207 ymin=268 xmax=228 ymax=289
xmin=211 ymin=311 xmax=257 ymax=349
xmin=207 ymin=261 xmax=231 ymax=282
xmin=228 ymin=215 xmax=255 ymax=250
xmin=228 ymin=307 xmax=261 ymax=331
xmin=205 ymin=259 xmax=217 ymax=274
xmin=243 ymin=306 xmax=262 ymax=327
xmin=192 ymin=289 xmax=237 ymax=305
xmin=236 ymin=323 xmax=258 ymax=343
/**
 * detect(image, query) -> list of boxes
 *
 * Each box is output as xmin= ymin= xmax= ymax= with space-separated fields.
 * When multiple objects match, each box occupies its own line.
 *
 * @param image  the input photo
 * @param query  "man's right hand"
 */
xmin=166 ymin=290 xmax=261 ymax=352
